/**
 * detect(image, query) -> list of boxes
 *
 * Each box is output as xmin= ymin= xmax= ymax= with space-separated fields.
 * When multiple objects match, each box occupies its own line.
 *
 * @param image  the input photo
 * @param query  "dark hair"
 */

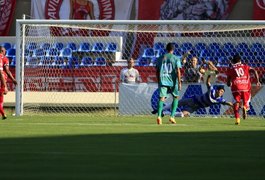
xmin=166 ymin=43 xmax=174 ymax=52
xmin=0 ymin=46 xmax=3 ymax=53
xmin=231 ymin=54 xmax=241 ymax=64
xmin=216 ymin=85 xmax=225 ymax=92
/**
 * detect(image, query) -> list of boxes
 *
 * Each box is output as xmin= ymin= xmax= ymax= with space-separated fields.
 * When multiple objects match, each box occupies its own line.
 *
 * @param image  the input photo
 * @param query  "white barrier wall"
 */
xmin=119 ymin=83 xmax=265 ymax=116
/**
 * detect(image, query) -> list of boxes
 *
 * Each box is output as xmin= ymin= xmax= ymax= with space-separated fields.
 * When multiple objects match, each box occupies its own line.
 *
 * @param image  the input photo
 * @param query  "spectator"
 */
xmin=120 ymin=58 xmax=140 ymax=83
xmin=183 ymin=56 xmax=205 ymax=83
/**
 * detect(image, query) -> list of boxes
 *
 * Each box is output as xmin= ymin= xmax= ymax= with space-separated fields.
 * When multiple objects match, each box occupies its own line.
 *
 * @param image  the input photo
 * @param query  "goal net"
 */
xmin=15 ymin=20 xmax=265 ymax=117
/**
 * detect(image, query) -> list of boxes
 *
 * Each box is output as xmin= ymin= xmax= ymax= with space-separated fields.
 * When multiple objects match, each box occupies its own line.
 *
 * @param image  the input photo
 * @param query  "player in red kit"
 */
xmin=0 ymin=47 xmax=8 ymax=119
xmin=227 ymin=54 xmax=261 ymax=125
xmin=0 ymin=47 xmax=17 ymax=120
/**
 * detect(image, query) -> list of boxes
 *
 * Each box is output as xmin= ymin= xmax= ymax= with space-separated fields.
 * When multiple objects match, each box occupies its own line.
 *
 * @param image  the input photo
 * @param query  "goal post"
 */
xmin=15 ymin=19 xmax=265 ymax=117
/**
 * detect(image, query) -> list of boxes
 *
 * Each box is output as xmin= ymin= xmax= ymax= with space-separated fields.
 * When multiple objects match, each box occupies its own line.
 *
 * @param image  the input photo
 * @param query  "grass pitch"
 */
xmin=0 ymin=115 xmax=265 ymax=180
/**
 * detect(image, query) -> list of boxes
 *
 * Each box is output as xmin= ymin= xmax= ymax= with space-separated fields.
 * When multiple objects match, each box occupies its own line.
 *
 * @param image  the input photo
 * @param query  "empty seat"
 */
xmin=32 ymin=48 xmax=45 ymax=57
xmin=68 ymin=57 xmax=79 ymax=68
xmin=154 ymin=42 xmax=165 ymax=50
xmin=105 ymin=42 xmax=117 ymax=52
xmin=40 ymin=43 xmax=51 ymax=50
xmin=155 ymin=48 xmax=166 ymax=57
xmin=137 ymin=57 xmax=150 ymax=66
xmin=53 ymin=42 xmax=64 ymax=50
xmin=1 ymin=42 xmax=12 ymax=50
xmin=46 ymin=48 xmax=60 ymax=57
xmin=208 ymin=42 xmax=221 ymax=51
xmin=91 ymin=42 xmax=104 ymax=52
xmin=80 ymin=56 xmax=93 ymax=67
xmin=6 ymin=48 xmax=16 ymax=58
xmin=142 ymin=48 xmax=155 ymax=58
xmin=10 ymin=57 xmax=16 ymax=67
xmin=27 ymin=42 xmax=38 ymax=52
xmin=26 ymin=57 xmax=39 ymax=67
xmin=66 ymin=42 xmax=78 ymax=52
xmin=78 ymin=42 xmax=91 ymax=52
xmin=95 ymin=57 xmax=106 ymax=66
xmin=59 ymin=47 xmax=72 ymax=58
xmin=180 ymin=42 xmax=193 ymax=52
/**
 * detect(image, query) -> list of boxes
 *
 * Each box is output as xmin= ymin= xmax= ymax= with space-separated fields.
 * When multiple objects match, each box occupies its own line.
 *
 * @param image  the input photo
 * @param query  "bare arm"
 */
xmin=223 ymin=101 xmax=233 ymax=107
xmin=206 ymin=75 xmax=211 ymax=90
xmin=249 ymin=68 xmax=261 ymax=86
xmin=177 ymin=67 xmax=181 ymax=91
xmin=4 ymin=65 xmax=17 ymax=85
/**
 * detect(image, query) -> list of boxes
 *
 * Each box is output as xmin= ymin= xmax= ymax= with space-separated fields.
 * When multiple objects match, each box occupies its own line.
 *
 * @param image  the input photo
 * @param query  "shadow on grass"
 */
xmin=0 ymin=131 xmax=265 ymax=180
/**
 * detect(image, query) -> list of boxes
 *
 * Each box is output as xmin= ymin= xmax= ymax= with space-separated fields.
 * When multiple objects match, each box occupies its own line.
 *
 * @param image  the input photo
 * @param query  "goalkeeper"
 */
xmin=176 ymin=74 xmax=233 ymax=117
xmin=155 ymin=60 xmax=233 ymax=117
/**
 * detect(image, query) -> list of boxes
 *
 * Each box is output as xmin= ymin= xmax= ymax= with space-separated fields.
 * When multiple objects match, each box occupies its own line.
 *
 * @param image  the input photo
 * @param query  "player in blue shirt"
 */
xmin=178 ymin=74 xmax=233 ymax=117
xmin=156 ymin=43 xmax=182 ymax=124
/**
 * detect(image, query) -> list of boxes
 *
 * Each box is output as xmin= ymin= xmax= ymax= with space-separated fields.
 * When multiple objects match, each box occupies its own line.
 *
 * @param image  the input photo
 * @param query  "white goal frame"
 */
xmin=15 ymin=20 xmax=265 ymax=116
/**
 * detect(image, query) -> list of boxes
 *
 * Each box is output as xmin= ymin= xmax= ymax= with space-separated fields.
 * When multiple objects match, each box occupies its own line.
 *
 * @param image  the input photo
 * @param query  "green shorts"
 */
xmin=159 ymin=85 xmax=179 ymax=98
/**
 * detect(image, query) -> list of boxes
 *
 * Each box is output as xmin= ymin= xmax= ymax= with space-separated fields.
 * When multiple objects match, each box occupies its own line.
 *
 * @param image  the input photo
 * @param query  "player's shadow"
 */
xmin=0 ymin=131 xmax=265 ymax=179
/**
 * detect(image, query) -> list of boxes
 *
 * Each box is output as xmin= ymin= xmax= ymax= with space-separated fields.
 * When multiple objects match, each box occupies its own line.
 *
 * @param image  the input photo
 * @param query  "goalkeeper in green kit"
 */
xmin=156 ymin=43 xmax=182 ymax=125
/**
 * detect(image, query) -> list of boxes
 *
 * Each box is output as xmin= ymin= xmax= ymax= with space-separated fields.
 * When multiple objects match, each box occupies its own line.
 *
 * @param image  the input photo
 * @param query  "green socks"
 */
xmin=170 ymin=98 xmax=178 ymax=117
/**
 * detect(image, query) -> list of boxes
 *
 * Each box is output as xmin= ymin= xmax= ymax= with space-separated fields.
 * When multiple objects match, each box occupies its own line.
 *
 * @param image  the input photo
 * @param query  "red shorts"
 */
xmin=232 ymin=91 xmax=251 ymax=110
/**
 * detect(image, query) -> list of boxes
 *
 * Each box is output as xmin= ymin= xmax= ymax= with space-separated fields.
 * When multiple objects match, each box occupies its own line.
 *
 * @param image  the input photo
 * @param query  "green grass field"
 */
xmin=0 ymin=115 xmax=265 ymax=180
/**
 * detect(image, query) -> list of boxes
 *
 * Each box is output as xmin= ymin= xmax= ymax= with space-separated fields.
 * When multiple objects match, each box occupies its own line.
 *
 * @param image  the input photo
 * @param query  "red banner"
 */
xmin=253 ymin=0 xmax=265 ymax=20
xmin=0 ymin=0 xmax=16 ymax=36
xmin=137 ymin=0 xmax=237 ymax=20
xmin=7 ymin=66 xmax=264 ymax=92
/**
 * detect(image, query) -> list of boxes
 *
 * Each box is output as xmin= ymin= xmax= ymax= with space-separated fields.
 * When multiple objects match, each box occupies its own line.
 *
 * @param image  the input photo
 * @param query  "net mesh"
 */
xmin=17 ymin=21 xmax=265 ymax=117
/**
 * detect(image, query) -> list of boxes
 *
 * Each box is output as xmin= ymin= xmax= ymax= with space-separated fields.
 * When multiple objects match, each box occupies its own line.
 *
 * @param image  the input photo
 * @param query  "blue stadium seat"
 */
xmin=59 ymin=48 xmax=72 ymax=58
xmin=180 ymin=42 xmax=193 ymax=52
xmin=142 ymin=48 xmax=155 ymax=58
xmin=251 ymin=42 xmax=264 ymax=53
xmin=26 ymin=57 xmax=39 ymax=67
xmin=78 ymin=42 xmax=91 ymax=52
xmin=1 ymin=42 xmax=12 ymax=50
xmin=32 ymin=48 xmax=45 ymax=57
xmin=194 ymin=42 xmax=207 ymax=52
xmin=208 ymin=43 xmax=221 ymax=52
xmin=155 ymin=48 xmax=166 ymax=58
xmin=40 ymin=43 xmax=51 ymax=50
xmin=236 ymin=43 xmax=249 ymax=53
xmin=53 ymin=57 xmax=65 ymax=68
xmin=46 ymin=48 xmax=60 ymax=57
xmin=27 ymin=42 xmax=38 ymax=52
xmin=95 ymin=57 xmax=106 ymax=66
xmin=91 ymin=42 xmax=104 ymax=52
xmin=6 ymin=48 xmax=16 ymax=58
xmin=199 ymin=49 xmax=213 ymax=59
xmin=137 ymin=57 xmax=150 ymax=66
xmin=10 ymin=57 xmax=16 ymax=67
xmin=105 ymin=42 xmax=117 ymax=52
xmin=154 ymin=42 xmax=165 ymax=51
xmin=53 ymin=42 xmax=64 ymax=50
xmin=68 ymin=57 xmax=80 ymax=68
xmin=80 ymin=56 xmax=93 ymax=67
xmin=39 ymin=56 xmax=56 ymax=67
xmin=66 ymin=42 xmax=78 ymax=52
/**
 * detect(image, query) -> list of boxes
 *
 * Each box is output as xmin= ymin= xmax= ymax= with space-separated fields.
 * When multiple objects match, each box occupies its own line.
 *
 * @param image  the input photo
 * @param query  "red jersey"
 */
xmin=2 ymin=56 xmax=8 ymax=81
xmin=227 ymin=63 xmax=251 ymax=92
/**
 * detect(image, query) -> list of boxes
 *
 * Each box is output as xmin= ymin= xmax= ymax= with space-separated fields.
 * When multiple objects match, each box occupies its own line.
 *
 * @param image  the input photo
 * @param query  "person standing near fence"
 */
xmin=156 ymin=43 xmax=182 ymax=125
xmin=0 ymin=47 xmax=9 ymax=119
xmin=120 ymin=58 xmax=140 ymax=84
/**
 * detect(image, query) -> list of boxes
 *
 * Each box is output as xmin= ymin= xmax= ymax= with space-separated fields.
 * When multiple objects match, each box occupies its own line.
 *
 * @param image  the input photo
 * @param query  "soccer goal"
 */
xmin=15 ymin=20 xmax=265 ymax=117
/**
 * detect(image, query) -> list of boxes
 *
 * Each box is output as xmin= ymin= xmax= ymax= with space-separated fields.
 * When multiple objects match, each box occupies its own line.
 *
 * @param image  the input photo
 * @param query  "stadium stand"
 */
xmin=80 ymin=56 xmax=93 ymax=67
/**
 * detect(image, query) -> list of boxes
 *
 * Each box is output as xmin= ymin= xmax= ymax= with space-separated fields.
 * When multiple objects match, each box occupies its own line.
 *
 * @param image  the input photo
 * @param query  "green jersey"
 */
xmin=156 ymin=53 xmax=182 ymax=87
